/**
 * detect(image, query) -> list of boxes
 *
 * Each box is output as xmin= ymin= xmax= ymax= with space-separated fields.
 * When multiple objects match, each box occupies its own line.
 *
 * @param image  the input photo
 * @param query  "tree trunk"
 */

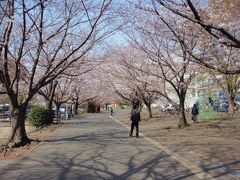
xmin=227 ymin=96 xmax=235 ymax=115
xmin=74 ymin=101 xmax=79 ymax=115
xmin=146 ymin=103 xmax=153 ymax=119
xmin=87 ymin=102 xmax=95 ymax=113
xmin=56 ymin=104 xmax=61 ymax=124
xmin=178 ymin=95 xmax=188 ymax=128
xmin=8 ymin=105 xmax=30 ymax=147
xmin=46 ymin=99 xmax=54 ymax=124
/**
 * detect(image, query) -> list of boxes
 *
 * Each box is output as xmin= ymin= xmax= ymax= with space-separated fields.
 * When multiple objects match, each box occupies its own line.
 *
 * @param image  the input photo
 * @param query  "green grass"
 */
xmin=199 ymin=110 xmax=225 ymax=121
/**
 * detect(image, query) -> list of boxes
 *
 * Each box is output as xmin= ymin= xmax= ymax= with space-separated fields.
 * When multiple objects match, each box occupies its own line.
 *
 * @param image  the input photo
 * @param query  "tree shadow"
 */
xmin=0 ymin=129 xmax=197 ymax=179
xmin=1 ymin=113 xmax=239 ymax=179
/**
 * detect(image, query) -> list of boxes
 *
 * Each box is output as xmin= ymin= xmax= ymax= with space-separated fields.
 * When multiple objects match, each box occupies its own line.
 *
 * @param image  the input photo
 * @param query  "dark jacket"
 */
xmin=130 ymin=109 xmax=141 ymax=122
xmin=191 ymin=105 xmax=199 ymax=115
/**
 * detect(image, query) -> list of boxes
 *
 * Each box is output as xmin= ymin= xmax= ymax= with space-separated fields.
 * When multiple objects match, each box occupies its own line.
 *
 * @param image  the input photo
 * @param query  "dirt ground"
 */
xmin=0 ymin=123 xmax=61 ymax=160
xmin=114 ymin=109 xmax=240 ymax=171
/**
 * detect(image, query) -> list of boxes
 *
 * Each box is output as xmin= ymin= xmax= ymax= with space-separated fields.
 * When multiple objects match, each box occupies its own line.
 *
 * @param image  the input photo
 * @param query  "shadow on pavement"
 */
xmin=1 ymin=113 xmax=238 ymax=179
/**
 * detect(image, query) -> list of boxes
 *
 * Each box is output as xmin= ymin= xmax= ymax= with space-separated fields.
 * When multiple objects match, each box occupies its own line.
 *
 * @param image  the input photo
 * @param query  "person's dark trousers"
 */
xmin=192 ymin=115 xmax=197 ymax=123
xmin=130 ymin=121 xmax=139 ymax=137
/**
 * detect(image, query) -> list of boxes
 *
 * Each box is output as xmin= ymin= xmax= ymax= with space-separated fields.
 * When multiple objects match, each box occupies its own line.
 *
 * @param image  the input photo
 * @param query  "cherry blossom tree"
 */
xmin=39 ymin=56 xmax=98 ymax=120
xmin=208 ymin=71 xmax=240 ymax=115
xmin=38 ymin=80 xmax=58 ymax=124
xmin=0 ymin=0 xmax=113 ymax=147
xmin=145 ymin=0 xmax=240 ymax=74
xmin=52 ymin=77 xmax=74 ymax=122
xmin=71 ymin=78 xmax=88 ymax=115
xmin=71 ymin=77 xmax=100 ymax=114
xmin=102 ymin=46 xmax=163 ymax=118
xmin=102 ymin=49 xmax=142 ymax=108
xmin=121 ymin=6 xmax=199 ymax=127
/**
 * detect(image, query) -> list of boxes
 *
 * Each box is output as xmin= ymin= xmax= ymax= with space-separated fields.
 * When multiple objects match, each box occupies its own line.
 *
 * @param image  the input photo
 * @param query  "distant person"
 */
xmin=129 ymin=105 xmax=141 ymax=137
xmin=191 ymin=104 xmax=199 ymax=123
xmin=110 ymin=106 xmax=113 ymax=116
xmin=209 ymin=97 xmax=214 ymax=109
xmin=95 ymin=106 xmax=100 ymax=113
xmin=223 ymin=102 xmax=228 ymax=113
xmin=97 ymin=106 xmax=100 ymax=113
xmin=208 ymin=97 xmax=215 ymax=110
xmin=67 ymin=107 xmax=71 ymax=119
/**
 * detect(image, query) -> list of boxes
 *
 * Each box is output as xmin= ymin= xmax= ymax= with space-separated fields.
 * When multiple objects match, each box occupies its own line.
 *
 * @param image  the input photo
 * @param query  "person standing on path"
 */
xmin=191 ymin=104 xmax=199 ymax=123
xmin=110 ymin=106 xmax=113 ymax=116
xmin=129 ymin=105 xmax=141 ymax=137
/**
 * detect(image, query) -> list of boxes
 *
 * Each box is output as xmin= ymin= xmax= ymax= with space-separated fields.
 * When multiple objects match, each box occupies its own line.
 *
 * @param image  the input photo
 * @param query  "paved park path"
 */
xmin=0 ymin=112 xmax=221 ymax=180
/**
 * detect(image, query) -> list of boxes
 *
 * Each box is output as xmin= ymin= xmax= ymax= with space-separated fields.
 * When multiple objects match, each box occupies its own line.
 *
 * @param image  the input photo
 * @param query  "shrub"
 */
xmin=28 ymin=106 xmax=49 ymax=127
